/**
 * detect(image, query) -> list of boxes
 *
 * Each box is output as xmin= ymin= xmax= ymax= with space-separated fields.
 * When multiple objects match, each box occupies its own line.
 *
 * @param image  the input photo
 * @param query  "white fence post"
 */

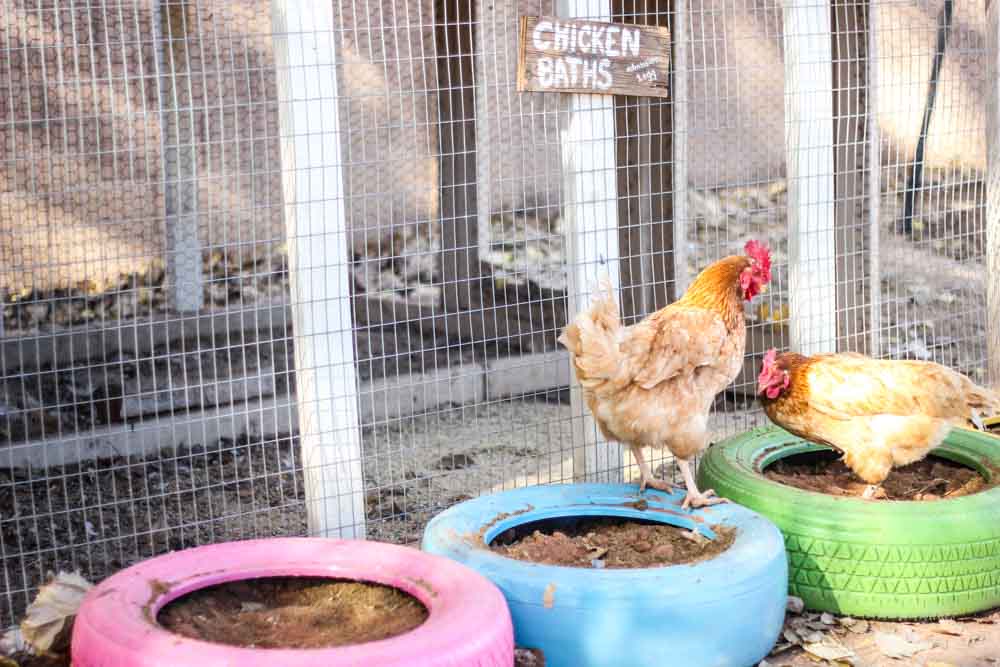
xmin=672 ymin=0 xmax=690 ymax=296
xmin=271 ymin=2 xmax=366 ymax=538
xmin=867 ymin=2 xmax=881 ymax=357
xmin=158 ymin=1 xmax=204 ymax=313
xmin=560 ymin=0 xmax=623 ymax=483
xmin=987 ymin=0 xmax=1000 ymax=385
xmin=783 ymin=0 xmax=837 ymax=355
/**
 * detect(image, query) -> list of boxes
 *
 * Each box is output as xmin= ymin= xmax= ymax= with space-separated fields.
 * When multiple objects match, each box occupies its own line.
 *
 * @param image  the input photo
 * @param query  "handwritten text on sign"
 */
xmin=516 ymin=16 xmax=671 ymax=98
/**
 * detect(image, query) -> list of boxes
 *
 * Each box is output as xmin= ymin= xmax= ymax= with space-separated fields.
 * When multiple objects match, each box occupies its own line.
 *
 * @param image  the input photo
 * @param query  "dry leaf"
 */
xmin=20 ymin=571 xmax=92 ymax=655
xmin=783 ymin=628 xmax=802 ymax=645
xmin=769 ymin=642 xmax=794 ymax=655
xmin=935 ymin=619 xmax=963 ymax=636
xmin=787 ymin=596 xmax=805 ymax=614
xmin=841 ymin=618 xmax=869 ymax=634
xmin=820 ymin=612 xmax=836 ymax=625
xmin=801 ymin=630 xmax=827 ymax=644
xmin=874 ymin=631 xmax=932 ymax=659
xmin=802 ymin=642 xmax=855 ymax=663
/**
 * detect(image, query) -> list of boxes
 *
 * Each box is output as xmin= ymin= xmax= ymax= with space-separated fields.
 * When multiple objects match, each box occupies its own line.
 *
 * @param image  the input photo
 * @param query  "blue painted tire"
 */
xmin=421 ymin=483 xmax=788 ymax=667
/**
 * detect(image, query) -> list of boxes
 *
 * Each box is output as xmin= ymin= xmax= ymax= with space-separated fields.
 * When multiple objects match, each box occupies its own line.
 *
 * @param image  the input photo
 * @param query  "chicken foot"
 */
xmin=632 ymin=447 xmax=679 ymax=494
xmin=677 ymin=458 xmax=729 ymax=510
xmin=862 ymin=484 xmax=887 ymax=500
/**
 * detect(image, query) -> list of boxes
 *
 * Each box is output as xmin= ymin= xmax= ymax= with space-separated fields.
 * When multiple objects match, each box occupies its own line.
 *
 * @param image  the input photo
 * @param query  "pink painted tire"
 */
xmin=71 ymin=537 xmax=513 ymax=666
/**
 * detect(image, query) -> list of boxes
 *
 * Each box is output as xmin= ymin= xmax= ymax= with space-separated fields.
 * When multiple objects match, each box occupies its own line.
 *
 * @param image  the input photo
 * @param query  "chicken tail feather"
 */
xmin=557 ymin=278 xmax=624 ymax=385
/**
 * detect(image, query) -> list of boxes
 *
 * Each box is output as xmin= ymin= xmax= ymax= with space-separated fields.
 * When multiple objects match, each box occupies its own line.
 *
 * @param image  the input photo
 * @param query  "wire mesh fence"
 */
xmin=0 ymin=0 xmax=991 ymax=629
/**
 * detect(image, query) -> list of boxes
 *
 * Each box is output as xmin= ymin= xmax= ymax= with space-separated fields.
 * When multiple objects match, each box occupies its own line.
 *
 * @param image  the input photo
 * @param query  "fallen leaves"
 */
xmin=873 ymin=631 xmax=933 ymax=659
xmin=801 ymin=641 xmax=856 ymax=664
xmin=19 ymin=572 xmax=92 ymax=656
xmin=935 ymin=619 xmax=964 ymax=637
xmin=838 ymin=617 xmax=870 ymax=634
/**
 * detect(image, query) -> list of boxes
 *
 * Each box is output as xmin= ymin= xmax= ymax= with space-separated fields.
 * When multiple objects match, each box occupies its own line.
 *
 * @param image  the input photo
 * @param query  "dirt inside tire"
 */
xmin=489 ymin=516 xmax=736 ymax=568
xmin=764 ymin=450 xmax=993 ymax=500
xmin=157 ymin=577 xmax=428 ymax=649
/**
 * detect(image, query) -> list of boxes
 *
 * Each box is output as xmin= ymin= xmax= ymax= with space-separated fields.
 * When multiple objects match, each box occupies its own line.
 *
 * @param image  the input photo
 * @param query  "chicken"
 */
xmin=558 ymin=240 xmax=772 ymax=509
xmin=757 ymin=349 xmax=1000 ymax=498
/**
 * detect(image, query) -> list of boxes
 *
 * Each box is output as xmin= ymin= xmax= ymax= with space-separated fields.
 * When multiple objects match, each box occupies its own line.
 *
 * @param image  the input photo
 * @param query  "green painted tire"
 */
xmin=697 ymin=424 xmax=1000 ymax=619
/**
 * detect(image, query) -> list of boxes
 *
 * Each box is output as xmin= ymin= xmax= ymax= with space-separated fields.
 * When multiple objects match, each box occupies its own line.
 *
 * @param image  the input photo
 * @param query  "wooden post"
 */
xmin=562 ymin=0 xmax=624 ymax=483
xmin=159 ymin=2 xmax=204 ymax=313
xmin=866 ymin=0 xmax=881 ymax=357
xmin=271 ymin=2 xmax=365 ymax=538
xmin=987 ymin=0 xmax=1000 ymax=384
xmin=783 ymin=0 xmax=837 ymax=355
xmin=474 ymin=2 xmax=495 ymax=272
xmin=671 ymin=0 xmax=689 ymax=297
xmin=831 ymin=0 xmax=868 ymax=354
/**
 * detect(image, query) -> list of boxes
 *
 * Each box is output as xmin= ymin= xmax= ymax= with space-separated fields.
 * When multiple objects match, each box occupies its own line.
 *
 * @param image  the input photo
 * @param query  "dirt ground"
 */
xmin=765 ymin=450 xmax=991 ymax=501
xmin=490 ymin=516 xmax=736 ymax=568
xmin=158 ymin=577 xmax=427 ymax=649
xmin=766 ymin=603 xmax=1000 ymax=667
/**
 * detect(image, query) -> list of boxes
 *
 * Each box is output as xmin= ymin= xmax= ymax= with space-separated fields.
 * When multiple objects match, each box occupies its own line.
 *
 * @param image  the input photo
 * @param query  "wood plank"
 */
xmin=831 ymin=0 xmax=870 ymax=354
xmin=866 ymin=0 xmax=881 ymax=357
xmin=437 ymin=0 xmax=482 ymax=313
xmin=560 ymin=0 xmax=624 ymax=484
xmin=160 ymin=1 xmax=205 ymax=313
xmin=783 ymin=0 xmax=837 ymax=356
xmin=987 ymin=0 xmax=1000 ymax=384
xmin=271 ymin=2 xmax=365 ymax=538
xmin=517 ymin=15 xmax=670 ymax=97
xmin=671 ymin=0 xmax=689 ymax=298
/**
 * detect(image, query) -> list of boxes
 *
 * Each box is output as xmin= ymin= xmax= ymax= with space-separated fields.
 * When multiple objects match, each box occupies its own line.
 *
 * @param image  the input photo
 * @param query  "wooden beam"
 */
xmin=561 ymin=0 xmax=624 ymax=483
xmin=271 ymin=1 xmax=365 ymax=538
xmin=437 ymin=0 xmax=481 ymax=313
xmin=831 ymin=0 xmax=869 ymax=354
xmin=159 ymin=2 xmax=204 ymax=314
xmin=671 ymin=0 xmax=689 ymax=298
xmin=866 ymin=0 xmax=881 ymax=357
xmin=987 ymin=0 xmax=1000 ymax=384
xmin=783 ymin=0 xmax=837 ymax=356
xmin=614 ymin=0 xmax=673 ymax=324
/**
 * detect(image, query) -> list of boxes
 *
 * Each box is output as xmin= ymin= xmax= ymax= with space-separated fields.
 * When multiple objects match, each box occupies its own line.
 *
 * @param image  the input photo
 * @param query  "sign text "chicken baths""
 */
xmin=516 ymin=16 xmax=671 ymax=98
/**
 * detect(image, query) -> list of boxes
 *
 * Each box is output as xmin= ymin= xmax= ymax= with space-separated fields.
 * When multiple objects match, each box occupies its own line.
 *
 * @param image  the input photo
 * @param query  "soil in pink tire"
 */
xmin=158 ymin=577 xmax=428 ymax=649
xmin=71 ymin=538 xmax=514 ymax=667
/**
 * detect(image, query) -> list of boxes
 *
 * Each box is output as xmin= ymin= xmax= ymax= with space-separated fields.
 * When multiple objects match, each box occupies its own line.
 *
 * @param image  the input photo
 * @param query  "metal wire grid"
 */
xmin=0 ymin=0 xmax=991 ymax=630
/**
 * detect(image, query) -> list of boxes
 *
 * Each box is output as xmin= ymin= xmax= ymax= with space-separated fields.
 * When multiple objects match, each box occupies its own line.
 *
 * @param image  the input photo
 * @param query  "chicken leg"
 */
xmin=677 ymin=458 xmax=729 ymax=510
xmin=862 ymin=484 xmax=886 ymax=499
xmin=631 ymin=446 xmax=677 ymax=493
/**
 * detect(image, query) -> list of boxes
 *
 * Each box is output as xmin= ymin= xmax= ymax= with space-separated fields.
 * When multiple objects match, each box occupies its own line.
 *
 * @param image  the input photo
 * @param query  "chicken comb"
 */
xmin=744 ymin=239 xmax=771 ymax=270
xmin=762 ymin=348 xmax=778 ymax=368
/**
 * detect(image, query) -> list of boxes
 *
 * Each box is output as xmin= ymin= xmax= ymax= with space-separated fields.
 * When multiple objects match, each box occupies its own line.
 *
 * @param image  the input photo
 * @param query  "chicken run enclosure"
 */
xmin=1 ymin=0 xmax=998 ymax=628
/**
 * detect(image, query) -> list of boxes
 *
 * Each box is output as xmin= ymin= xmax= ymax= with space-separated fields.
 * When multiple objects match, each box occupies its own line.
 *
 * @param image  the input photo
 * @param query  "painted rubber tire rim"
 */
xmin=71 ymin=537 xmax=513 ymax=666
xmin=421 ymin=482 xmax=788 ymax=667
xmin=697 ymin=424 xmax=1000 ymax=619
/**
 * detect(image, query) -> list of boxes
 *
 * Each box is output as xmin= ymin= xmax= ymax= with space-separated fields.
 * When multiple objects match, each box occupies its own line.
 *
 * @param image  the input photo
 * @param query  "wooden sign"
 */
xmin=517 ymin=16 xmax=671 ymax=98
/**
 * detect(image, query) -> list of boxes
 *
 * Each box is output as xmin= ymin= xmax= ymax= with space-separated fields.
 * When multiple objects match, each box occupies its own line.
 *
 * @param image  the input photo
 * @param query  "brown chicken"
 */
xmin=558 ymin=240 xmax=772 ymax=508
xmin=757 ymin=349 xmax=1000 ymax=498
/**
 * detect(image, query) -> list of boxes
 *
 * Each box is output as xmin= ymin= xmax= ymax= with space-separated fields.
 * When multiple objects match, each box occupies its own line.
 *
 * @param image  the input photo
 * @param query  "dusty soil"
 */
xmin=765 ymin=450 xmax=991 ymax=500
xmin=2 ymin=655 xmax=68 ymax=667
xmin=157 ymin=577 xmax=427 ymax=649
xmin=490 ymin=516 xmax=737 ymax=568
